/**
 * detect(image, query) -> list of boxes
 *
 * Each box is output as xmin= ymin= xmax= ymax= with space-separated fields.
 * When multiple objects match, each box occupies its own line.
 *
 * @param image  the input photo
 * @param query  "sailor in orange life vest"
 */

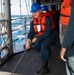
xmin=59 ymin=0 xmax=72 ymax=44
xmin=25 ymin=2 xmax=58 ymax=75
xmin=48 ymin=4 xmax=60 ymax=33
xmin=60 ymin=0 xmax=74 ymax=75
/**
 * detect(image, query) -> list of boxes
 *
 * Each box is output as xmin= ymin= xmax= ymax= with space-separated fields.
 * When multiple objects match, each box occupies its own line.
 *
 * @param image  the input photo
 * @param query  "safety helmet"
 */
xmin=31 ymin=2 xmax=41 ymax=13
xmin=41 ymin=5 xmax=48 ymax=11
xmin=48 ymin=5 xmax=56 ymax=9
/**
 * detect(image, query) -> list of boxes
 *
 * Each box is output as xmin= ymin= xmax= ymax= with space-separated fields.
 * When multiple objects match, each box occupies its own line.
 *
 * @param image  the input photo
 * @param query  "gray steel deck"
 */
xmin=0 ymin=41 xmax=66 ymax=75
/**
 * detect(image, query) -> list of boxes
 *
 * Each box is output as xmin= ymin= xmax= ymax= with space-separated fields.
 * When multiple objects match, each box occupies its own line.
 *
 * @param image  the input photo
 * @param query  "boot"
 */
xmin=34 ymin=61 xmax=50 ymax=75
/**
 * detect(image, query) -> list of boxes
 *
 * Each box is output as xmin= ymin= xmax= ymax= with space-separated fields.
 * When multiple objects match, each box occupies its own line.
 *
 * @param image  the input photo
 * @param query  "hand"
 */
xmin=32 ymin=37 xmax=37 ymax=43
xmin=60 ymin=48 xmax=67 ymax=62
xmin=25 ymin=39 xmax=32 ymax=50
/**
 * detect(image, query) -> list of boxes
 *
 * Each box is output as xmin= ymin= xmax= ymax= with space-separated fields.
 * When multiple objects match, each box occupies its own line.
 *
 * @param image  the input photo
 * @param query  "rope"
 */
xmin=10 ymin=0 xmax=29 ymax=72
xmin=11 ymin=49 xmax=27 ymax=75
xmin=11 ymin=30 xmax=28 ymax=75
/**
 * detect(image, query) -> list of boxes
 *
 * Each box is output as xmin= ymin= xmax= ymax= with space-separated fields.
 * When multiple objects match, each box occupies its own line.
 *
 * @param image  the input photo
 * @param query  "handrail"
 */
xmin=11 ymin=17 xmax=25 ymax=21
xmin=0 ymin=26 xmax=24 ymax=35
xmin=12 ymin=25 xmax=24 ymax=31
xmin=0 ymin=16 xmax=31 ymax=22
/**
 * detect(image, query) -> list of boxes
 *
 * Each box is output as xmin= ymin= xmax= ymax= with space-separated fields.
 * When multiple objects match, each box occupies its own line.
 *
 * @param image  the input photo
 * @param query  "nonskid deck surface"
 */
xmin=0 ymin=41 xmax=66 ymax=75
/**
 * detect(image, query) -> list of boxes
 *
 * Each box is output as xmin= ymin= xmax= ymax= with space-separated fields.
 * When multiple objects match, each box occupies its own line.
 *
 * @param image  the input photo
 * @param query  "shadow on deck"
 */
xmin=0 ymin=41 xmax=66 ymax=75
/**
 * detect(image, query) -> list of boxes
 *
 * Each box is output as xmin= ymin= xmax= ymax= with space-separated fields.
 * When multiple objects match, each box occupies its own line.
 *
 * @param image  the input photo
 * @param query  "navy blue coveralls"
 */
xmin=28 ymin=16 xmax=58 ymax=62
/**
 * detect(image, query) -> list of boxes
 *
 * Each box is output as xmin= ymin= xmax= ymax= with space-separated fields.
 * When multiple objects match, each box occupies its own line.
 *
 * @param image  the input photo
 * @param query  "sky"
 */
xmin=0 ymin=0 xmax=32 ymax=15
xmin=11 ymin=0 xmax=32 ymax=15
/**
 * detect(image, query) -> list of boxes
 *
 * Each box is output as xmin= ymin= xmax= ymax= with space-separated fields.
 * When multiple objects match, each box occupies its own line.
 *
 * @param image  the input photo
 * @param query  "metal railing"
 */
xmin=0 ymin=16 xmax=31 ymax=51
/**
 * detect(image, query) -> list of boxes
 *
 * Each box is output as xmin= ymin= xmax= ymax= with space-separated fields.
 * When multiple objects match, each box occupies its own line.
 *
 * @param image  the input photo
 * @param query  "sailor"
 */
xmin=59 ymin=0 xmax=71 ymax=44
xmin=48 ymin=4 xmax=60 ymax=34
xmin=25 ymin=2 xmax=58 ymax=75
xmin=60 ymin=0 xmax=74 ymax=75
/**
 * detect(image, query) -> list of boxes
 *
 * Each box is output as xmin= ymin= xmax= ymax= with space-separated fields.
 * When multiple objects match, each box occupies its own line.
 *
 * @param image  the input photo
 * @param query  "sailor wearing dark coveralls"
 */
xmin=60 ymin=0 xmax=74 ymax=75
xmin=25 ymin=2 xmax=58 ymax=75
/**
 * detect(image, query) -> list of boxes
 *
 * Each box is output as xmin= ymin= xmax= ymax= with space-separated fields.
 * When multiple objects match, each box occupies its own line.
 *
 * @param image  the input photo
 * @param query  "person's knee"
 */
xmin=41 ymin=42 xmax=48 ymax=49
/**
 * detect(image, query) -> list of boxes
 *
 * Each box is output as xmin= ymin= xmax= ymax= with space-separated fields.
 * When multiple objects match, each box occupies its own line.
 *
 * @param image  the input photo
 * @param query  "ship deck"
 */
xmin=0 ymin=40 xmax=66 ymax=75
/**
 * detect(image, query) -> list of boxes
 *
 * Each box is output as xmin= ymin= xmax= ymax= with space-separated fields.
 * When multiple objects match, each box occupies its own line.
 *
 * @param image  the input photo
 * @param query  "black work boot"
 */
xmin=34 ymin=61 xmax=50 ymax=75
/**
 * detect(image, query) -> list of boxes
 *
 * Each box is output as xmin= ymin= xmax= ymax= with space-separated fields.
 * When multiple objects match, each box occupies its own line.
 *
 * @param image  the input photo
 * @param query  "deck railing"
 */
xmin=0 ymin=16 xmax=31 ymax=65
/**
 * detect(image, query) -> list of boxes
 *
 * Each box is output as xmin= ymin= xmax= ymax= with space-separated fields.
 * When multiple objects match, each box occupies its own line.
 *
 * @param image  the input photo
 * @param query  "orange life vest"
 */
xmin=60 ymin=0 xmax=72 ymax=25
xmin=33 ymin=11 xmax=55 ymax=36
